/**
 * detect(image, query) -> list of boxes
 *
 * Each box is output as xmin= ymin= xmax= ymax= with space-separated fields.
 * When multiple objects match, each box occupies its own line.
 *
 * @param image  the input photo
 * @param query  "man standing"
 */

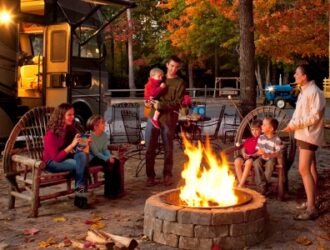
xmin=145 ymin=55 xmax=185 ymax=187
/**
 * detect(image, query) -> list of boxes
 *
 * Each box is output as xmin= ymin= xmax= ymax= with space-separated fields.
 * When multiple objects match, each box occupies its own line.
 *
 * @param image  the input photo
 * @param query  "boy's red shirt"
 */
xmin=244 ymin=136 xmax=259 ymax=155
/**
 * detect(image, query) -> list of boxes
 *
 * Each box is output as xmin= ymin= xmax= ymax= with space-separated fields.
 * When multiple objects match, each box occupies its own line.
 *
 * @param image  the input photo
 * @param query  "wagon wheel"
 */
xmin=234 ymin=106 xmax=296 ymax=191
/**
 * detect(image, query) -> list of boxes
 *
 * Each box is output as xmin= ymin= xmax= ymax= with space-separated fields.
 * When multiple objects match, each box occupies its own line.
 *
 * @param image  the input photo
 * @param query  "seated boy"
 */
xmin=234 ymin=119 xmax=262 ymax=187
xmin=253 ymin=117 xmax=283 ymax=194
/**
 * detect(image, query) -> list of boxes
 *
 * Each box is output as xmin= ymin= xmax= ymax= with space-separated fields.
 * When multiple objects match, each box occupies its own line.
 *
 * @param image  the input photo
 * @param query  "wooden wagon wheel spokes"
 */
xmin=233 ymin=106 xmax=296 ymax=199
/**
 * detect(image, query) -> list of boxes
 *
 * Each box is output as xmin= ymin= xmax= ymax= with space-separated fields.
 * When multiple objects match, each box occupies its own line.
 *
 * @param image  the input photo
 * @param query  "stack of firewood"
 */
xmin=71 ymin=229 xmax=139 ymax=250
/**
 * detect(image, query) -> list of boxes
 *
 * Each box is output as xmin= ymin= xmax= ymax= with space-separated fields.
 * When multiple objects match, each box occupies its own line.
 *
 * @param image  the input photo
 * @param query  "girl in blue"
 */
xmin=87 ymin=115 xmax=124 ymax=199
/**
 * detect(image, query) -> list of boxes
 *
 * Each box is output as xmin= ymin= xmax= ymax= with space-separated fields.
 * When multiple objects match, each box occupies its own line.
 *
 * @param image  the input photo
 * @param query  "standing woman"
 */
xmin=283 ymin=64 xmax=326 ymax=220
xmin=43 ymin=103 xmax=89 ymax=209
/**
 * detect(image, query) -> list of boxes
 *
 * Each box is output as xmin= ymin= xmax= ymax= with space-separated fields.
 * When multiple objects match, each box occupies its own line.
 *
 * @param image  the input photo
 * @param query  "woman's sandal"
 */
xmin=296 ymin=202 xmax=307 ymax=210
xmin=296 ymin=198 xmax=321 ymax=210
xmin=293 ymin=209 xmax=319 ymax=220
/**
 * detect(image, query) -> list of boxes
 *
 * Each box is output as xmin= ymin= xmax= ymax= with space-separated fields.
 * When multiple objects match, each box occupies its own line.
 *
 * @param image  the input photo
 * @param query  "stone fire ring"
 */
xmin=144 ymin=188 xmax=267 ymax=250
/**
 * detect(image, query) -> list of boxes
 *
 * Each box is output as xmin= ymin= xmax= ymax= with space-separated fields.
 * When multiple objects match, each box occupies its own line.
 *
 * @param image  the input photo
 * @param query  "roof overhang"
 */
xmin=81 ymin=0 xmax=136 ymax=8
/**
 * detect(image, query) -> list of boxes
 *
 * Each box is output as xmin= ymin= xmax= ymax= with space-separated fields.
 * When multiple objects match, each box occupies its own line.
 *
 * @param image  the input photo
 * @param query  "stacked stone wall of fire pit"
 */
xmin=144 ymin=188 xmax=267 ymax=250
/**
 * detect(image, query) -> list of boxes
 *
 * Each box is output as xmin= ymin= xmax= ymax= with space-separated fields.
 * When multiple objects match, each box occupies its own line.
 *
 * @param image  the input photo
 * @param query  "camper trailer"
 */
xmin=0 ymin=0 xmax=135 ymax=142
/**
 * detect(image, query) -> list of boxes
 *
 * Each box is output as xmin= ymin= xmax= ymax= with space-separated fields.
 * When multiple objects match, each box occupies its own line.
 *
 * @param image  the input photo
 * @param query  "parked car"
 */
xmin=264 ymin=83 xmax=299 ymax=109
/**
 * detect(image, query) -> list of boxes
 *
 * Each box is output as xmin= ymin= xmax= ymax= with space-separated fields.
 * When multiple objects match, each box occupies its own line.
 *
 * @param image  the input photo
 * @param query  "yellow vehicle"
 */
xmin=0 ymin=0 xmax=135 ymax=142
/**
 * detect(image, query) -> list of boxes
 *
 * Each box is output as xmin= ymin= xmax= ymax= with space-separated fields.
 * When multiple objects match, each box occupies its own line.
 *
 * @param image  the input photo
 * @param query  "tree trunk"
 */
xmin=188 ymin=60 xmax=194 ymax=89
xmin=239 ymin=0 xmax=256 ymax=116
xmin=214 ymin=47 xmax=218 ymax=78
xmin=127 ymin=8 xmax=136 ymax=97
xmin=265 ymin=58 xmax=271 ymax=86
xmin=255 ymin=61 xmax=263 ymax=97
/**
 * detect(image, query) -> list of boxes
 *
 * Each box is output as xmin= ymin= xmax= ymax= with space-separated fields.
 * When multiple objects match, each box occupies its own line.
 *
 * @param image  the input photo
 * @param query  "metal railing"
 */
xmin=106 ymin=86 xmax=242 ymax=99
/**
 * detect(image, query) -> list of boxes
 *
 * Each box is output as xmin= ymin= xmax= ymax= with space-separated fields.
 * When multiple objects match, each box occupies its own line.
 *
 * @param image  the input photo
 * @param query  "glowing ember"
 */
xmin=180 ymin=136 xmax=238 ymax=207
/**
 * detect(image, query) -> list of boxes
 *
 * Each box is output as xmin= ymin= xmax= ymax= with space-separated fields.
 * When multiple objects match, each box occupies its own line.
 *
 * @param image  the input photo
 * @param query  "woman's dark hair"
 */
xmin=297 ymin=64 xmax=314 ymax=81
xmin=47 ymin=103 xmax=75 ymax=137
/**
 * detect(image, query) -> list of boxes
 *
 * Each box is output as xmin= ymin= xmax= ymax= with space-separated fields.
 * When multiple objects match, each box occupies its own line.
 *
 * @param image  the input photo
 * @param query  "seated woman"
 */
xmin=43 ymin=103 xmax=89 ymax=209
xmin=87 ymin=115 xmax=124 ymax=199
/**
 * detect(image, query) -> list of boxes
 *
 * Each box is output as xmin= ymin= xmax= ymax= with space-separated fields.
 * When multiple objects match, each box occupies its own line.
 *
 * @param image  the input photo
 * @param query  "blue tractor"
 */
xmin=264 ymin=83 xmax=299 ymax=109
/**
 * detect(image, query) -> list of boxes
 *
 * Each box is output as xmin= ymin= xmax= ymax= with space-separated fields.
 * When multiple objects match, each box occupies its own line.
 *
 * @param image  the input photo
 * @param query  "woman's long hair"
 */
xmin=47 ymin=103 xmax=75 ymax=138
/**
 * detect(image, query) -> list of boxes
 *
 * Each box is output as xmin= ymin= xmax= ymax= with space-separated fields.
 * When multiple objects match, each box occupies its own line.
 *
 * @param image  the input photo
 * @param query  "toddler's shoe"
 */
xmin=151 ymin=119 xmax=160 ymax=129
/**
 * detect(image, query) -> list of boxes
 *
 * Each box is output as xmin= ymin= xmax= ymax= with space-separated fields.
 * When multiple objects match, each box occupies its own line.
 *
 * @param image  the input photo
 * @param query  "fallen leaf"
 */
xmin=295 ymin=236 xmax=312 ymax=246
xmin=211 ymin=245 xmax=222 ymax=250
xmin=318 ymin=234 xmax=330 ymax=241
xmin=63 ymin=237 xmax=72 ymax=246
xmin=83 ymin=240 xmax=94 ymax=248
xmin=90 ymin=221 xmax=105 ymax=230
xmin=52 ymin=216 xmax=66 ymax=222
xmin=71 ymin=239 xmax=84 ymax=249
xmin=38 ymin=237 xmax=56 ymax=248
xmin=84 ymin=219 xmax=94 ymax=225
xmin=91 ymin=213 xmax=104 ymax=221
xmin=23 ymin=228 xmax=39 ymax=236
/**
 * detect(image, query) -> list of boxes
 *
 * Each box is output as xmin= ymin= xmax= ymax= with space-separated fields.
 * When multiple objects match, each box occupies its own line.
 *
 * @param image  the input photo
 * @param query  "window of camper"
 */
xmin=30 ymin=34 xmax=43 ymax=56
xmin=72 ymin=26 xmax=100 ymax=59
xmin=50 ymin=30 xmax=67 ymax=62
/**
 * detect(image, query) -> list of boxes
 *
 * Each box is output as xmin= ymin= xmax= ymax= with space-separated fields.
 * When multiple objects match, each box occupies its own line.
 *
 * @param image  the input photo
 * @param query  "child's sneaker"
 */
xmin=151 ymin=118 xmax=160 ymax=129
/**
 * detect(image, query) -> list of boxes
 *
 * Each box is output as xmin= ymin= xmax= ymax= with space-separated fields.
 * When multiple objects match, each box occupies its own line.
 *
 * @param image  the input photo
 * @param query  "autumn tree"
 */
xmin=254 ymin=0 xmax=328 ymax=63
xmin=159 ymin=0 xmax=238 ymax=88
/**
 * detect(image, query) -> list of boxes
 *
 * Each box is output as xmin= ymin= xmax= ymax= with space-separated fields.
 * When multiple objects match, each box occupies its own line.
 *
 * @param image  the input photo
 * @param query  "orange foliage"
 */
xmin=161 ymin=0 xmax=328 ymax=63
xmin=211 ymin=0 xmax=328 ymax=63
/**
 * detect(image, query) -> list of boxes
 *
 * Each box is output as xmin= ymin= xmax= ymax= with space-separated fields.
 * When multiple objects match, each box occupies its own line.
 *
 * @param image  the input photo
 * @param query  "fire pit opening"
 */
xmin=162 ymin=188 xmax=252 ymax=209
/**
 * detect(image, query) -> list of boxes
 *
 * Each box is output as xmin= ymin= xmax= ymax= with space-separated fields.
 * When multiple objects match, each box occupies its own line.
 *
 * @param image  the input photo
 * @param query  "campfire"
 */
xmin=180 ymin=136 xmax=238 ymax=208
xmin=144 ymin=137 xmax=267 ymax=249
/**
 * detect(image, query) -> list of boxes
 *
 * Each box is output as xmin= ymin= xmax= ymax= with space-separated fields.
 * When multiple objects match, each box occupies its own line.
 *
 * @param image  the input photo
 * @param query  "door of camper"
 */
xmin=45 ymin=23 xmax=70 ymax=107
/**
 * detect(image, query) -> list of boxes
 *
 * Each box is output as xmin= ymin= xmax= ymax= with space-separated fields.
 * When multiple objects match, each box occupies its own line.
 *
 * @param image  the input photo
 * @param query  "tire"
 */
xmin=275 ymin=98 xmax=286 ymax=109
xmin=74 ymin=105 xmax=92 ymax=128
xmin=289 ymin=101 xmax=296 ymax=108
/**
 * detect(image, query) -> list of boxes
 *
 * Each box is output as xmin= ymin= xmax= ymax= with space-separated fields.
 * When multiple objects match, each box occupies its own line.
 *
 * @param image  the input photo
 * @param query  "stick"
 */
xmin=100 ymin=230 xmax=138 ymax=250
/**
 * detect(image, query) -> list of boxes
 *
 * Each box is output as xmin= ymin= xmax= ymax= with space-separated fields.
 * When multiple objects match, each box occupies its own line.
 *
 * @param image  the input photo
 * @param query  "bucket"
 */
xmin=197 ymin=105 xmax=206 ymax=117
xmin=192 ymin=106 xmax=199 ymax=114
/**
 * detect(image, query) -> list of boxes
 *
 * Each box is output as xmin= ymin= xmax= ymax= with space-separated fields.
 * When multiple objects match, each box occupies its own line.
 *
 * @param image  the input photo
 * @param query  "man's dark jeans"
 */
xmin=145 ymin=118 xmax=176 ymax=178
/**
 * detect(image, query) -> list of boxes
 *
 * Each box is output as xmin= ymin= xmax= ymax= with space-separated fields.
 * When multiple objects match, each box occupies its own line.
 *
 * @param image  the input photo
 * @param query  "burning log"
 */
xmin=86 ymin=229 xmax=138 ymax=250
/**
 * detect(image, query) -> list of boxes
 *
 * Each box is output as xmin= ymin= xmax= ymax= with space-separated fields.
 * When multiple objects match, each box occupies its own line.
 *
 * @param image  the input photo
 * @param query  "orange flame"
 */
xmin=179 ymin=136 xmax=238 ymax=207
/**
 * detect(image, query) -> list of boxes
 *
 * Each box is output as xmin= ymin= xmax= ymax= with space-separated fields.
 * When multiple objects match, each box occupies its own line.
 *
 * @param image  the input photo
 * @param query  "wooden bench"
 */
xmin=2 ymin=106 xmax=128 ymax=217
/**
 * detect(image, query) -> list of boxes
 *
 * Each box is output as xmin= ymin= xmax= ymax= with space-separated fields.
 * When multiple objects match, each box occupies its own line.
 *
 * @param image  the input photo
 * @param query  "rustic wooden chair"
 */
xmin=225 ymin=106 xmax=296 ymax=200
xmin=2 ymin=106 xmax=128 ymax=217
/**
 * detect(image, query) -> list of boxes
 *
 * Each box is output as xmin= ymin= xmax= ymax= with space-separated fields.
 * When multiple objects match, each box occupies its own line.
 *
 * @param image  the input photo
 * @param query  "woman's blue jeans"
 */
xmin=46 ymin=151 xmax=87 ymax=189
xmin=145 ymin=118 xmax=175 ymax=178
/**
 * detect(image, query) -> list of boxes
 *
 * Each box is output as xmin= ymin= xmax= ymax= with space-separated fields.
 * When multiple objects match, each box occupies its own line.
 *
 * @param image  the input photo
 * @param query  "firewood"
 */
xmin=99 ymin=230 xmax=138 ymax=250
xmin=86 ymin=229 xmax=112 ymax=244
xmin=70 ymin=240 xmax=84 ymax=249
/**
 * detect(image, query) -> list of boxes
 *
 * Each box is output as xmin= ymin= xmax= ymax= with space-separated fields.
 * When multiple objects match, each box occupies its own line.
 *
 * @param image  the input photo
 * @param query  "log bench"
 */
xmin=2 ymin=106 xmax=128 ymax=217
